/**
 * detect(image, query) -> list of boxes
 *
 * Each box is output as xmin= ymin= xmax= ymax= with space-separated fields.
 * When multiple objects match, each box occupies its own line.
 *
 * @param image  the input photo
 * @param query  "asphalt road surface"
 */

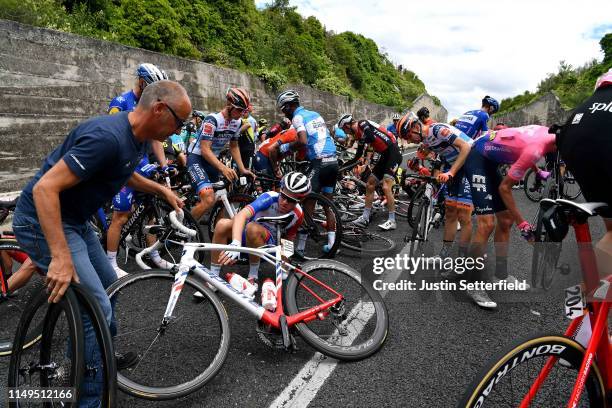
xmin=0 ymin=164 xmax=604 ymax=407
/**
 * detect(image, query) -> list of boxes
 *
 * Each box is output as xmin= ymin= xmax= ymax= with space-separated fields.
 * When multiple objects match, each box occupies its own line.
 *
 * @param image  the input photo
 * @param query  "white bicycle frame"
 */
xmin=136 ymin=211 xmax=344 ymax=328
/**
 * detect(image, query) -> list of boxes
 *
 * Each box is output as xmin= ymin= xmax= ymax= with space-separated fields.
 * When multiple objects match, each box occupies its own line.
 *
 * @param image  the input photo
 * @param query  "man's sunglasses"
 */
xmin=280 ymin=192 xmax=300 ymax=204
xmin=159 ymin=100 xmax=190 ymax=130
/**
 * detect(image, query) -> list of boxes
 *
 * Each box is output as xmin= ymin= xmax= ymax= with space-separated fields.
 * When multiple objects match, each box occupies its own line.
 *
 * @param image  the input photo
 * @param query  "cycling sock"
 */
xmin=211 ymin=264 xmax=221 ymax=277
xmin=150 ymin=250 xmax=162 ymax=263
xmin=248 ymin=262 xmax=260 ymax=280
xmin=107 ymin=251 xmax=118 ymax=267
xmin=327 ymin=231 xmax=336 ymax=247
xmin=297 ymin=233 xmax=307 ymax=252
xmin=388 ymin=212 xmax=396 ymax=222
xmin=495 ymin=256 xmax=508 ymax=280
xmin=363 ymin=207 xmax=372 ymax=220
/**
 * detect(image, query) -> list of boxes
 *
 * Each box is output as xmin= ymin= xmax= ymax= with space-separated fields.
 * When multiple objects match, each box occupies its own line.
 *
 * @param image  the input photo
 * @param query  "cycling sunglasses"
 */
xmin=280 ymin=192 xmax=300 ymax=204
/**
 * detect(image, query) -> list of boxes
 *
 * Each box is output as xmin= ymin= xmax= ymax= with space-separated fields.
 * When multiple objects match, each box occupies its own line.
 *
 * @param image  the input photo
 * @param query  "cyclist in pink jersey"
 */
xmin=462 ymin=125 xmax=557 ymax=309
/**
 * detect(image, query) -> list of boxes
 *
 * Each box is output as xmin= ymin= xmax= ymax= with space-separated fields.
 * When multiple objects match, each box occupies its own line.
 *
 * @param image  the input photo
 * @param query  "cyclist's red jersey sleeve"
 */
xmin=257 ymin=128 xmax=298 ymax=158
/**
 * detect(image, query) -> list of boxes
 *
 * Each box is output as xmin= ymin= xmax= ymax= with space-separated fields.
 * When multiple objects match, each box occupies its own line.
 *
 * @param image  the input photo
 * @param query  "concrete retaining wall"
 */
xmin=491 ymin=92 xmax=572 ymax=128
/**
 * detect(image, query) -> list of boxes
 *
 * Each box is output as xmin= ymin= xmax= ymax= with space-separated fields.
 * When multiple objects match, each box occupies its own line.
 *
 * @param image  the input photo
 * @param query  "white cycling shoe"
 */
xmin=113 ymin=266 xmax=129 ymax=279
xmin=467 ymin=289 xmax=497 ymax=309
xmin=378 ymin=219 xmax=397 ymax=231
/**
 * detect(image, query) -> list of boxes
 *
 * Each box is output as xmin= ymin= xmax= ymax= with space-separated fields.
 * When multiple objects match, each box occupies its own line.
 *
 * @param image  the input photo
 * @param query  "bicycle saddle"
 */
xmin=255 ymin=213 xmax=294 ymax=227
xmin=0 ymin=198 xmax=17 ymax=209
xmin=555 ymin=200 xmax=608 ymax=217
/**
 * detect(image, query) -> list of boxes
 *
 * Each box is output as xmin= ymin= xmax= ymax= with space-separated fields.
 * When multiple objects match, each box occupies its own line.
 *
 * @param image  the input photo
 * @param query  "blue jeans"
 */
xmin=12 ymin=212 xmax=117 ymax=408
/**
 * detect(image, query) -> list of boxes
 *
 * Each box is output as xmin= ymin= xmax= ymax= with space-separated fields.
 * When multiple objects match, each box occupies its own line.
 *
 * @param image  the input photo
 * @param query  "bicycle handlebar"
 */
xmin=169 ymin=211 xmax=198 ymax=237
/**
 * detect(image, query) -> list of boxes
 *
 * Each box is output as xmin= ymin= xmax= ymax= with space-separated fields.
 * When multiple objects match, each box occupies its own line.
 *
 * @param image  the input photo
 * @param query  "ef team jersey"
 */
xmin=188 ymin=112 xmax=242 ymax=156
xmin=292 ymin=106 xmax=336 ymax=160
xmin=473 ymin=125 xmax=555 ymax=180
xmin=245 ymin=192 xmax=303 ymax=239
xmin=454 ymin=109 xmax=489 ymax=139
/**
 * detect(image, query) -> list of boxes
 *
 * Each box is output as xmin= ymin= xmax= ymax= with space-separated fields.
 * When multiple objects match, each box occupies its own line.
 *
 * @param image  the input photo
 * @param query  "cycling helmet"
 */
xmin=482 ymin=95 xmax=500 ymax=114
xmin=493 ymin=123 xmax=508 ymax=131
xmin=258 ymin=118 xmax=268 ymax=126
xmin=416 ymin=107 xmax=430 ymax=121
xmin=192 ymin=110 xmax=205 ymax=120
xmin=281 ymin=171 xmax=311 ymax=199
xmin=396 ymin=111 xmax=420 ymax=139
xmin=392 ymin=113 xmax=401 ymax=120
xmin=276 ymin=90 xmax=300 ymax=110
xmin=136 ymin=63 xmax=167 ymax=84
xmin=595 ymin=69 xmax=612 ymax=90
xmin=226 ymin=87 xmax=250 ymax=110
xmin=337 ymin=114 xmax=353 ymax=129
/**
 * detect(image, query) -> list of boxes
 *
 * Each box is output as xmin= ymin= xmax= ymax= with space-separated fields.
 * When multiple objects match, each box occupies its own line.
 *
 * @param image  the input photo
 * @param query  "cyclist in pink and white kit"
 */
xmin=462 ymin=125 xmax=557 ymax=308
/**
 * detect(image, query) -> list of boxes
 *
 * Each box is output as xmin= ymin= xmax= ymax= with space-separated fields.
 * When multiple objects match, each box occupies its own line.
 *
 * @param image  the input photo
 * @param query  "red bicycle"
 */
xmin=460 ymin=198 xmax=611 ymax=407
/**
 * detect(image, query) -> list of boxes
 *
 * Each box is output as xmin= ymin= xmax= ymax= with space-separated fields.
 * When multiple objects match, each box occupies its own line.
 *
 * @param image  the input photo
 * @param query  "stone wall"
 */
xmin=0 ymin=19 xmax=445 ymax=193
xmin=491 ymin=91 xmax=572 ymax=128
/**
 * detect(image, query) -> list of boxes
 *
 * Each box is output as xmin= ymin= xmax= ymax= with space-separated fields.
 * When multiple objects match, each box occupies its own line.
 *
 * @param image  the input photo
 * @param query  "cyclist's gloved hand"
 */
xmin=418 ymin=167 xmax=431 ymax=177
xmin=536 ymin=169 xmax=551 ymax=181
xmin=221 ymin=239 xmax=242 ymax=264
xmin=518 ymin=221 xmax=535 ymax=242
xmin=437 ymin=172 xmax=453 ymax=183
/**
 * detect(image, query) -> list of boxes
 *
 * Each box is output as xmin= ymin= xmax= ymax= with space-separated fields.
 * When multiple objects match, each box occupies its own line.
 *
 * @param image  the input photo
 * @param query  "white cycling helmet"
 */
xmin=276 ymin=90 xmax=300 ymax=110
xmin=136 ymin=63 xmax=167 ymax=84
xmin=337 ymin=113 xmax=353 ymax=129
xmin=282 ymin=171 xmax=311 ymax=199
xmin=392 ymin=113 xmax=401 ymax=120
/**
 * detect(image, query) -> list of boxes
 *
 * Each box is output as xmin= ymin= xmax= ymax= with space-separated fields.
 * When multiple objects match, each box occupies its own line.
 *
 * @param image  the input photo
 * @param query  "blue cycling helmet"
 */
xmin=482 ymin=95 xmax=499 ymax=114
xmin=136 ymin=63 xmax=168 ymax=84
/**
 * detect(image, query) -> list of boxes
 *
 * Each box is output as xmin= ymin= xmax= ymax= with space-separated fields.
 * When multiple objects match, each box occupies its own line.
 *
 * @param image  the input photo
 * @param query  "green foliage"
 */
xmin=498 ymin=35 xmax=612 ymax=115
xmin=0 ymin=0 xmax=428 ymax=108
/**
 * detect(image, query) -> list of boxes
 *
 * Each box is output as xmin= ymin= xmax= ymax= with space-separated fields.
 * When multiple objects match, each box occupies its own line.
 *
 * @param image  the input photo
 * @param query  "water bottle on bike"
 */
xmin=261 ymin=279 xmax=277 ymax=311
xmin=226 ymin=273 xmax=257 ymax=298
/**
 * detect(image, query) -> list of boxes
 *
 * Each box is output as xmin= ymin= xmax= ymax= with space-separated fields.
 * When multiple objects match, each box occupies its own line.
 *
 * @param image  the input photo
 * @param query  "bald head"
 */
xmin=130 ymin=80 xmax=192 ymax=142
xmin=139 ymin=80 xmax=189 ymax=109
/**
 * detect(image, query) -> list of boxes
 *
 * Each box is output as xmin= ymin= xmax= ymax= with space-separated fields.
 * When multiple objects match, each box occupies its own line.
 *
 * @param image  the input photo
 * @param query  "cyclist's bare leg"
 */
xmin=594 ymin=219 xmax=612 ymax=279
xmin=7 ymin=258 xmax=37 ymax=292
xmin=107 ymin=210 xmax=130 ymax=252
xmin=492 ymin=210 xmax=513 ymax=280
xmin=211 ymin=218 xmax=234 ymax=265
xmin=443 ymin=205 xmax=458 ymax=242
xmin=245 ymin=222 xmax=268 ymax=281
xmin=381 ymin=177 xmax=395 ymax=213
xmin=457 ymin=207 xmax=473 ymax=248
xmin=191 ymin=188 xmax=215 ymax=222
xmin=468 ymin=214 xmax=495 ymax=280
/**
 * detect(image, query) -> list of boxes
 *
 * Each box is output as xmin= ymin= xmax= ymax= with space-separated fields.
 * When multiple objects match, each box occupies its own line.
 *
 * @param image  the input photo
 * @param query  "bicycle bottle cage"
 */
xmin=541 ymin=202 xmax=569 ymax=242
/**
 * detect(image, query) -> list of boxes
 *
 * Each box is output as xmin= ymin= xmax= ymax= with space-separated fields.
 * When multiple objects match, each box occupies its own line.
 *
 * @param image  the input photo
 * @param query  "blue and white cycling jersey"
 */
xmin=423 ymin=123 xmax=473 ymax=165
xmin=292 ymin=106 xmax=336 ymax=160
xmin=454 ymin=109 xmax=489 ymax=139
xmin=188 ymin=112 xmax=242 ymax=156
xmin=245 ymin=192 xmax=304 ymax=240
xmin=108 ymin=90 xmax=138 ymax=114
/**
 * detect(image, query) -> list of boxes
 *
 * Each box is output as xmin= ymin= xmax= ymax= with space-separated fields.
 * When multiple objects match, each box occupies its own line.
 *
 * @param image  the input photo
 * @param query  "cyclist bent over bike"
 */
xmin=212 ymin=172 xmax=309 ymax=287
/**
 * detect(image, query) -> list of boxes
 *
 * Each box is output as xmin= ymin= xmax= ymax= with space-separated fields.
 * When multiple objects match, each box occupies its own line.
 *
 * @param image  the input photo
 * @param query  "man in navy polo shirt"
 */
xmin=12 ymin=80 xmax=190 ymax=407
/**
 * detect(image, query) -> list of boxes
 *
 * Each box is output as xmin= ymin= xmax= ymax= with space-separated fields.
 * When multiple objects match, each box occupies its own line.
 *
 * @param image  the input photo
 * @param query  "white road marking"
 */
xmin=269 ymin=242 xmax=413 ymax=408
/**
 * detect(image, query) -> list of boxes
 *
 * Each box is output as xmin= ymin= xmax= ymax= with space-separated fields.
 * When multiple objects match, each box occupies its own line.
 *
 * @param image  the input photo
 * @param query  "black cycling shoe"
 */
xmin=291 ymin=251 xmax=307 ymax=263
xmin=116 ymin=351 xmax=138 ymax=370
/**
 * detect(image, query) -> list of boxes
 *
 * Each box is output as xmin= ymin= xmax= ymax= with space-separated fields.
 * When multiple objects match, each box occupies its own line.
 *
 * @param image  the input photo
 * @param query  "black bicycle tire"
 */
xmin=284 ymin=259 xmax=388 ymax=361
xmin=8 ymin=287 xmax=85 ymax=407
xmin=105 ymin=269 xmax=230 ymax=400
xmin=207 ymin=193 xmax=254 ymax=240
xmin=340 ymin=230 xmax=396 ymax=255
xmin=523 ymin=168 xmax=545 ymax=203
xmin=0 ymin=240 xmax=45 ymax=357
xmin=407 ymin=183 xmax=426 ymax=229
xmin=409 ymin=198 xmax=429 ymax=258
xmin=561 ymin=171 xmax=582 ymax=200
xmin=72 ymin=283 xmax=117 ymax=408
xmin=458 ymin=334 xmax=605 ymax=408
xmin=301 ymin=192 xmax=344 ymax=259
